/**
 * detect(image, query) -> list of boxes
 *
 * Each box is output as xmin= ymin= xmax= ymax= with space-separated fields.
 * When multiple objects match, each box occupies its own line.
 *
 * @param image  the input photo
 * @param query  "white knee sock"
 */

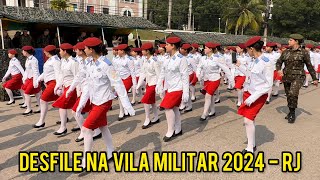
xmin=151 ymin=103 xmax=159 ymax=122
xmin=57 ymin=109 xmax=68 ymax=133
xmin=210 ymin=95 xmax=216 ymax=115
xmin=273 ymin=81 xmax=280 ymax=95
xmin=35 ymin=92 xmax=41 ymax=107
xmin=24 ymin=94 xmax=32 ymax=112
xmin=165 ymin=109 xmax=175 ymax=137
xmin=215 ymin=89 xmax=220 ymax=102
xmin=244 ymin=118 xmax=255 ymax=152
xmin=73 ymin=110 xmax=84 ymax=138
xmin=82 ymin=127 xmax=94 ymax=168
xmin=173 ymin=107 xmax=181 ymax=133
xmin=119 ymin=100 xmax=124 ymax=118
xmin=267 ymin=88 xmax=272 ymax=101
xmin=143 ymin=104 xmax=151 ymax=126
xmin=19 ymin=89 xmax=25 ymax=104
xmin=202 ymin=94 xmax=212 ymax=118
xmin=93 ymin=128 xmax=101 ymax=137
xmin=36 ymin=100 xmax=48 ymax=125
xmin=237 ymin=89 xmax=243 ymax=106
xmin=190 ymin=86 xmax=195 ymax=100
xmin=99 ymin=126 xmax=114 ymax=160
xmin=186 ymin=92 xmax=192 ymax=110
xmin=131 ymin=88 xmax=136 ymax=104
xmin=5 ymin=88 xmax=14 ymax=102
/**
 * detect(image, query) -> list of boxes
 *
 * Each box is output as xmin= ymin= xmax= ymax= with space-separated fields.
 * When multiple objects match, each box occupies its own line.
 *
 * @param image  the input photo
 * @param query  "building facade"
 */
xmin=1 ymin=0 xmax=146 ymax=17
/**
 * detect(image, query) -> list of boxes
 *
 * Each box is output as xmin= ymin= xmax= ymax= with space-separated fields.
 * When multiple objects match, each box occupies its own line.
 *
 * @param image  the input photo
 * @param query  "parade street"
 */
xmin=0 ymin=83 xmax=319 ymax=180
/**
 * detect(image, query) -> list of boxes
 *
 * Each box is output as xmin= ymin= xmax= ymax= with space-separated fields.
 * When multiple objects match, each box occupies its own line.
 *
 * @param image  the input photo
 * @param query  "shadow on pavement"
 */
xmin=119 ymin=132 xmax=162 ymax=152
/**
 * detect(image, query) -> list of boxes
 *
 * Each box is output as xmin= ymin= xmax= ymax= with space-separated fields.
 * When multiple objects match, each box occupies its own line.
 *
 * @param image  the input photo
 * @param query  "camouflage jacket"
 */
xmin=276 ymin=47 xmax=317 ymax=82
xmin=20 ymin=35 xmax=33 ymax=47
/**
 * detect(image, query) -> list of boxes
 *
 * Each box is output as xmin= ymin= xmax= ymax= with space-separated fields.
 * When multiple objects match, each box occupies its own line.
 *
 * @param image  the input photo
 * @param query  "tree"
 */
xmin=222 ymin=0 xmax=265 ymax=35
xmin=50 ymin=0 xmax=70 ymax=10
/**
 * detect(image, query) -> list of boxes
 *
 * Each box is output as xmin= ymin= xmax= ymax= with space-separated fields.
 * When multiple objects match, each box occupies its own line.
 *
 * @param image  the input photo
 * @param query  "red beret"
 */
xmin=181 ymin=43 xmax=191 ymax=49
xmin=22 ymin=46 xmax=34 ymax=51
xmin=166 ymin=37 xmax=181 ymax=44
xmin=60 ymin=43 xmax=73 ymax=50
xmin=141 ymin=42 xmax=154 ymax=50
xmin=306 ymin=44 xmax=314 ymax=49
xmin=204 ymin=42 xmax=218 ymax=49
xmin=215 ymin=43 xmax=221 ymax=47
xmin=8 ymin=49 xmax=17 ymax=55
xmin=117 ymin=44 xmax=128 ymax=50
xmin=131 ymin=48 xmax=142 ymax=52
xmin=266 ymin=42 xmax=276 ymax=47
xmin=237 ymin=43 xmax=247 ymax=49
xmin=159 ymin=44 xmax=166 ymax=48
xmin=245 ymin=36 xmax=261 ymax=47
xmin=191 ymin=43 xmax=200 ymax=49
xmin=281 ymin=45 xmax=289 ymax=49
xmin=83 ymin=37 xmax=102 ymax=47
xmin=113 ymin=47 xmax=118 ymax=51
xmin=44 ymin=45 xmax=56 ymax=52
xmin=73 ymin=42 xmax=85 ymax=50
xmin=316 ymin=46 xmax=320 ymax=49
xmin=228 ymin=46 xmax=236 ymax=51
xmin=155 ymin=50 xmax=159 ymax=55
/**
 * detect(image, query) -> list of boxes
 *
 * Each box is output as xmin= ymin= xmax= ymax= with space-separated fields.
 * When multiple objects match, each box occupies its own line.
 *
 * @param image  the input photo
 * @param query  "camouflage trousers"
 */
xmin=283 ymin=78 xmax=304 ymax=109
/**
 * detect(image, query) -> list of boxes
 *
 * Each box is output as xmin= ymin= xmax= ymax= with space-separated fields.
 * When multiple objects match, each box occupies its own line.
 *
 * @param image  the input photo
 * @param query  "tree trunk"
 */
xmin=187 ymin=0 xmax=192 ymax=31
xmin=167 ymin=0 xmax=172 ymax=29
xmin=241 ymin=26 xmax=244 ymax=35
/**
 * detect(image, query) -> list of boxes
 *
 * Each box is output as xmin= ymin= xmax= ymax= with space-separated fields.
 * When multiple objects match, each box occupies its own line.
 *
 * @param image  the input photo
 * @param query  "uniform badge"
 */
xmin=111 ymin=70 xmax=118 ymax=79
xmin=97 ymin=68 xmax=102 ymax=72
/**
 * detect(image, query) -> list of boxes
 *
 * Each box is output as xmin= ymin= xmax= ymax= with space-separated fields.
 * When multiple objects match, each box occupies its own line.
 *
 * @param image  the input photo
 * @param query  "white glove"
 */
xmin=65 ymin=89 xmax=72 ymax=98
xmin=160 ymin=91 xmax=164 ymax=99
xmin=2 ymin=78 xmax=6 ymax=83
xmin=54 ymin=85 xmax=59 ymax=95
xmin=155 ymin=83 xmax=163 ymax=95
xmin=124 ymin=106 xmax=135 ymax=116
xmin=182 ymin=92 xmax=189 ymax=103
xmin=33 ymin=82 xmax=39 ymax=89
xmin=229 ymin=80 xmax=235 ymax=89
xmin=244 ymin=96 xmax=255 ymax=107
xmin=75 ymin=106 xmax=83 ymax=118
xmin=22 ymin=78 xmax=26 ymax=84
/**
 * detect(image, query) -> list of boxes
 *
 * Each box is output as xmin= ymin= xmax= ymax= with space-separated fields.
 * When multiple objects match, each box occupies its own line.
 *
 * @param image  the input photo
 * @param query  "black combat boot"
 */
xmin=288 ymin=108 xmax=296 ymax=124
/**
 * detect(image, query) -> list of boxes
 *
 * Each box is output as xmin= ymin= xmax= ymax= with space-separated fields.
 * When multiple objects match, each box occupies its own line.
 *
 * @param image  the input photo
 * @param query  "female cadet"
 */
xmin=196 ymin=42 xmax=234 ymax=121
xmin=21 ymin=46 xmax=41 ymax=115
xmin=236 ymin=36 xmax=273 ymax=153
xmin=65 ymin=42 xmax=102 ymax=142
xmin=179 ymin=43 xmax=195 ymax=112
xmin=156 ymin=37 xmax=189 ymax=142
xmin=234 ymin=43 xmax=249 ymax=107
xmin=52 ymin=43 xmax=79 ymax=135
xmin=130 ymin=48 xmax=144 ymax=105
xmin=112 ymin=44 xmax=137 ymax=120
xmin=136 ymin=42 xmax=161 ymax=129
xmin=33 ymin=45 xmax=61 ymax=128
xmin=189 ymin=43 xmax=201 ymax=102
xmin=2 ymin=49 xmax=25 ymax=105
xmin=77 ymin=37 xmax=135 ymax=167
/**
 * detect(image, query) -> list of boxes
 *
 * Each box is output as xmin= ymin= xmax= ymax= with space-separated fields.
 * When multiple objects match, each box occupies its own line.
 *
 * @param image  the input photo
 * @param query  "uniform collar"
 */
xmin=27 ymin=55 xmax=34 ymax=60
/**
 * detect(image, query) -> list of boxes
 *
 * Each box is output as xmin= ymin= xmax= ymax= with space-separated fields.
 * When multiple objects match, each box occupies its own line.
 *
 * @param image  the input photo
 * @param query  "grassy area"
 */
xmin=130 ymin=29 xmax=167 ymax=41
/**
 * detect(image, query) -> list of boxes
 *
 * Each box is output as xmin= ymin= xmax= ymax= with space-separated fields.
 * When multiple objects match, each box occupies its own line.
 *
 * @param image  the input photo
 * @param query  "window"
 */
xmin=0 ymin=0 xmax=6 ymax=6
xmin=123 ymin=10 xmax=132 ymax=17
xmin=103 ymin=8 xmax=109 ymax=14
xmin=18 ymin=0 xmax=26 ymax=7
xmin=34 ymin=0 xmax=40 ymax=7
xmin=87 ymin=6 xmax=94 ymax=13
xmin=69 ymin=4 xmax=78 ymax=12
xmin=124 ymin=0 xmax=135 ymax=2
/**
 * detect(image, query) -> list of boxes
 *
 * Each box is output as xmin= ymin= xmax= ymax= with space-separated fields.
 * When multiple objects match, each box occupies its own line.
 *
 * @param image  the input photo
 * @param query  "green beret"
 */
xmin=289 ymin=34 xmax=304 ymax=40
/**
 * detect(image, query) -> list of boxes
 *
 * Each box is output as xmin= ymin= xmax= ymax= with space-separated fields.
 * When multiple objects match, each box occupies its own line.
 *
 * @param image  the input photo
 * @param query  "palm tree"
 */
xmin=167 ymin=0 xmax=172 ymax=29
xmin=50 ymin=0 xmax=70 ymax=10
xmin=222 ymin=0 xmax=265 ymax=35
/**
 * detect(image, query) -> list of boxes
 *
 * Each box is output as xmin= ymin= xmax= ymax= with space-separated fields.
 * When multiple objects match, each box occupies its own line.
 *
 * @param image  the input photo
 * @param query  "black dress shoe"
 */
xmin=151 ymin=119 xmax=160 ymax=125
xmin=71 ymin=127 xmax=81 ymax=132
xmin=93 ymin=133 xmax=102 ymax=140
xmin=209 ymin=113 xmax=216 ymax=117
xmin=19 ymin=102 xmax=25 ymax=105
xmin=56 ymin=118 xmax=69 ymax=124
xmin=185 ymin=108 xmax=193 ymax=112
xmin=272 ymin=94 xmax=278 ymax=97
xmin=33 ymin=123 xmax=45 ymax=128
xmin=53 ymin=129 xmax=67 ymax=135
xmin=131 ymin=102 xmax=136 ymax=106
xmin=242 ymin=149 xmax=254 ymax=154
xmin=118 ymin=116 xmax=124 ymax=121
xmin=200 ymin=116 xmax=208 ymax=121
xmin=20 ymin=105 xmax=27 ymax=109
xmin=109 ymin=106 xmax=113 ymax=110
xmin=34 ymin=110 xmax=41 ymax=114
xmin=23 ymin=110 xmax=33 ymax=115
xmin=266 ymin=101 xmax=270 ymax=104
xmin=179 ymin=107 xmax=185 ymax=111
xmin=200 ymin=89 xmax=207 ymax=95
xmin=254 ymin=146 xmax=257 ymax=152
xmin=191 ymin=97 xmax=196 ymax=102
xmin=142 ymin=122 xmax=152 ymax=129
xmin=215 ymin=100 xmax=221 ymax=104
xmin=163 ymin=134 xmax=175 ymax=142
xmin=159 ymin=107 xmax=165 ymax=111
xmin=174 ymin=130 xmax=183 ymax=137
xmin=6 ymin=100 xmax=15 ymax=105
xmin=75 ymin=137 xmax=84 ymax=142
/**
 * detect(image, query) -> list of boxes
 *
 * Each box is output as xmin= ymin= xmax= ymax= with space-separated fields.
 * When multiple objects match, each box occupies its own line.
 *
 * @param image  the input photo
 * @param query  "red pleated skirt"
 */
xmin=41 ymin=80 xmax=60 ymax=102
xmin=238 ymin=91 xmax=268 ymax=121
xmin=83 ymin=100 xmax=112 ymax=129
xmin=2 ymin=73 xmax=23 ymax=90
xmin=52 ymin=86 xmax=77 ymax=109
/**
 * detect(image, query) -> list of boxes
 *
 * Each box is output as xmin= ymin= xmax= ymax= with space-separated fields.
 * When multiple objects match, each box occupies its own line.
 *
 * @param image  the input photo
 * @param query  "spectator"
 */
xmin=77 ymin=32 xmax=87 ymax=42
xmin=52 ymin=32 xmax=63 ymax=47
xmin=37 ymin=29 xmax=51 ymax=48
xmin=134 ymin=36 xmax=142 ymax=48
xmin=0 ymin=30 xmax=13 ymax=49
xmin=112 ymin=36 xmax=122 ymax=47
xmin=90 ymin=32 xmax=95 ymax=37
xmin=12 ymin=31 xmax=21 ymax=48
xmin=20 ymin=30 xmax=33 ymax=47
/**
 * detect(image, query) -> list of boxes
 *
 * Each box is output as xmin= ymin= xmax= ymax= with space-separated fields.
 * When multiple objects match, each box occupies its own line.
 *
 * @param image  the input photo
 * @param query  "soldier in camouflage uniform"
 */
xmin=20 ymin=30 xmax=33 ymax=47
xmin=276 ymin=34 xmax=318 ymax=123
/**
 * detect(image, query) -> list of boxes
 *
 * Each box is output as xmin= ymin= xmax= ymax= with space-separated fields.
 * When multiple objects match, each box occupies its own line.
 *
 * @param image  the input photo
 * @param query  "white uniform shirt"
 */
xmin=38 ymin=55 xmax=61 ymax=83
xmin=68 ymin=56 xmax=92 ymax=94
xmin=314 ymin=52 xmax=320 ymax=71
xmin=79 ymin=56 xmax=133 ymax=112
xmin=58 ymin=56 xmax=79 ymax=87
xmin=196 ymin=53 xmax=233 ymax=82
xmin=190 ymin=52 xmax=201 ymax=68
xmin=234 ymin=54 xmax=248 ymax=76
xmin=23 ymin=55 xmax=40 ymax=86
xmin=238 ymin=55 xmax=273 ymax=102
xmin=187 ymin=53 xmax=197 ymax=73
xmin=133 ymin=56 xmax=144 ymax=77
xmin=112 ymin=55 xmax=136 ymax=85
xmin=157 ymin=52 xmax=189 ymax=93
xmin=3 ymin=57 xmax=24 ymax=80
xmin=138 ymin=55 xmax=161 ymax=87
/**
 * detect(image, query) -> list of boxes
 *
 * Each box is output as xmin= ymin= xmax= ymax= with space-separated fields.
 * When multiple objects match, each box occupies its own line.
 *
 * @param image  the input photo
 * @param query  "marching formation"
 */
xmin=1 ymin=34 xmax=319 ymax=166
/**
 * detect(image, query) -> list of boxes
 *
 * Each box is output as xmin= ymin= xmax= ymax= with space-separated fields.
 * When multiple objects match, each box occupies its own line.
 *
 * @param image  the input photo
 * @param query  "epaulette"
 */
xmin=177 ymin=53 xmax=183 ymax=58
xmin=104 ymin=57 xmax=112 ymax=66
xmin=261 ymin=56 xmax=269 ymax=62
xmin=152 ymin=56 xmax=157 ymax=62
